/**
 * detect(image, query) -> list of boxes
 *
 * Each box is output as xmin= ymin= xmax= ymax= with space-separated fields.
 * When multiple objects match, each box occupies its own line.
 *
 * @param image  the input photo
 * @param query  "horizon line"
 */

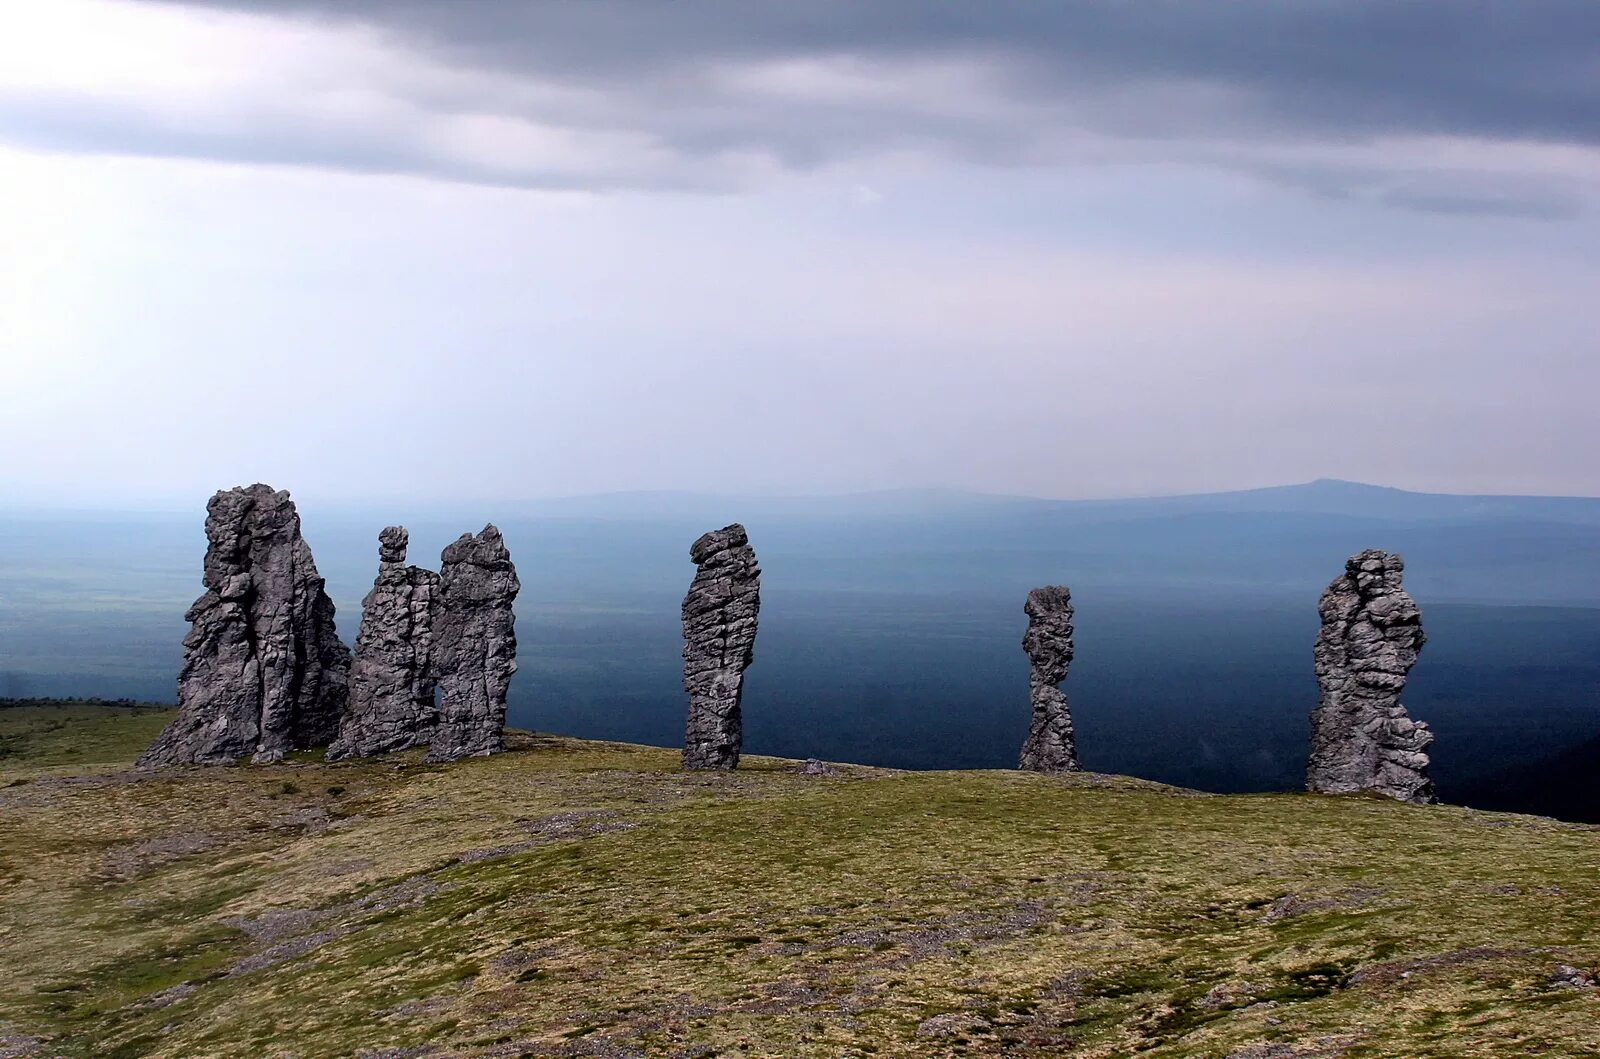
xmin=6 ymin=477 xmax=1600 ymax=517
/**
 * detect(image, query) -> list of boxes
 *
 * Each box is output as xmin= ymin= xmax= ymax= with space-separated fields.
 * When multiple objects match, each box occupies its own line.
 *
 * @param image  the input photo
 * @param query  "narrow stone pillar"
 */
xmin=327 ymin=527 xmax=440 ymax=760
xmin=427 ymin=525 xmax=520 ymax=762
xmin=1018 ymin=585 xmax=1079 ymax=772
xmin=1307 ymin=549 xmax=1434 ymax=803
xmin=682 ymin=524 xmax=761 ymax=770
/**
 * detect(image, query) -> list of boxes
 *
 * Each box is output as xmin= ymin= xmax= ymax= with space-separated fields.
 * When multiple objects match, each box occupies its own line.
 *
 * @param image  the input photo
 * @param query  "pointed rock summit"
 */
xmin=327 ymin=527 xmax=440 ymax=761
xmin=682 ymin=524 xmax=761 ymax=770
xmin=1018 ymin=585 xmax=1079 ymax=772
xmin=426 ymin=525 xmax=520 ymax=763
xmin=1307 ymin=549 xmax=1434 ymax=803
xmin=139 ymin=485 xmax=350 ymax=766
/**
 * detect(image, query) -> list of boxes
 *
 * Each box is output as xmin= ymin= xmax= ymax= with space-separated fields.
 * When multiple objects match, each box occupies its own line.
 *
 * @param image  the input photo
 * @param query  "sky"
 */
xmin=0 ymin=0 xmax=1596 ymax=508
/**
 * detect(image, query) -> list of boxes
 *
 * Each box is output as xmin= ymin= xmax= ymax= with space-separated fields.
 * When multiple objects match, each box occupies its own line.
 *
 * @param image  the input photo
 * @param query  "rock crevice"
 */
xmin=1307 ymin=549 xmax=1434 ymax=803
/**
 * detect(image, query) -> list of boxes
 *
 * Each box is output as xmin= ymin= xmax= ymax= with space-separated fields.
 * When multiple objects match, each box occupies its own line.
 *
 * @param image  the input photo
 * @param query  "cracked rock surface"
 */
xmin=1018 ymin=585 xmax=1079 ymax=773
xmin=328 ymin=527 xmax=440 ymax=761
xmin=682 ymin=524 xmax=761 ymax=770
xmin=139 ymin=485 xmax=350 ymax=766
xmin=426 ymin=525 xmax=520 ymax=763
xmin=1307 ymin=549 xmax=1434 ymax=803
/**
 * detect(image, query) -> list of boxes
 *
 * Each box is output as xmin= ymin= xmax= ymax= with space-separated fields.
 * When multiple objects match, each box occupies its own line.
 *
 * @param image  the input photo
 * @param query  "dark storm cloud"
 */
xmin=166 ymin=0 xmax=1600 ymax=144
xmin=13 ymin=0 xmax=1598 ymax=211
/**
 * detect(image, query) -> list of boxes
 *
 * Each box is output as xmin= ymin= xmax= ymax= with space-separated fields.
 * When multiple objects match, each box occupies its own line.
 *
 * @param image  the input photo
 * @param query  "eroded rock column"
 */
xmin=139 ymin=485 xmax=350 ymax=766
xmin=427 ymin=525 xmax=520 ymax=762
xmin=1018 ymin=585 xmax=1079 ymax=772
xmin=682 ymin=524 xmax=761 ymax=770
xmin=1307 ymin=549 xmax=1434 ymax=803
xmin=327 ymin=527 xmax=440 ymax=760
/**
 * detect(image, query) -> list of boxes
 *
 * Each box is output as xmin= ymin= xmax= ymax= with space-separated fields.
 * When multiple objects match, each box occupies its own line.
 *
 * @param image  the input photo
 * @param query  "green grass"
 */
xmin=1 ymin=702 xmax=1597 ymax=1057
xmin=0 ymin=701 xmax=173 ymax=770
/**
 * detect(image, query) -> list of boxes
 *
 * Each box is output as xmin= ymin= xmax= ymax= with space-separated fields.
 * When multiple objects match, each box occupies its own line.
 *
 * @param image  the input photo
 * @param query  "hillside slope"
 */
xmin=1 ymin=703 xmax=1598 ymax=1058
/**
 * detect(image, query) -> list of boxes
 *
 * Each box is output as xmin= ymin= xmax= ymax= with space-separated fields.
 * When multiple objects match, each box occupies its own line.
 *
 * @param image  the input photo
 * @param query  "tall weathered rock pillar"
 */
xmin=1018 ymin=585 xmax=1079 ymax=772
xmin=1307 ymin=549 xmax=1434 ymax=803
xmin=139 ymin=485 xmax=351 ymax=766
xmin=426 ymin=525 xmax=520 ymax=762
xmin=682 ymin=524 xmax=761 ymax=770
xmin=327 ymin=527 xmax=440 ymax=760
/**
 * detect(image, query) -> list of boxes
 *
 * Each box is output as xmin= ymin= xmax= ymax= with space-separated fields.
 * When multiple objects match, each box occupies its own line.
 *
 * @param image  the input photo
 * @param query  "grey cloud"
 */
xmin=1373 ymin=184 xmax=1584 ymax=222
xmin=1249 ymin=161 xmax=1588 ymax=221
xmin=0 ymin=94 xmax=735 ymax=193
xmin=169 ymin=1 xmax=1600 ymax=145
xmin=15 ymin=1 xmax=1599 ymax=213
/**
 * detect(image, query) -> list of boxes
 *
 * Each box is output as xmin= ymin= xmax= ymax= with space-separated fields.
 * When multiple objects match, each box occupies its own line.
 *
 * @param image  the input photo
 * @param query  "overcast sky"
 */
xmin=1 ymin=0 xmax=1596 ymax=507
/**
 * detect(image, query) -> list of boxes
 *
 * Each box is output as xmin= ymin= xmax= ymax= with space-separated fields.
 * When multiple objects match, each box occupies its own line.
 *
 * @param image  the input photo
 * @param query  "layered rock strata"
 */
xmin=426 ymin=525 xmax=520 ymax=763
xmin=1307 ymin=549 xmax=1434 ymax=803
xmin=1017 ymin=585 xmax=1079 ymax=772
xmin=327 ymin=527 xmax=440 ymax=760
xmin=682 ymin=524 xmax=761 ymax=770
xmin=139 ymin=485 xmax=350 ymax=766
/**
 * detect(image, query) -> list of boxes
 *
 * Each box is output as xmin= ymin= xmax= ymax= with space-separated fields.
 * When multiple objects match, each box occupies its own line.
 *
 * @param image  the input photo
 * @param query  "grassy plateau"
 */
xmin=1 ymin=701 xmax=1597 ymax=1058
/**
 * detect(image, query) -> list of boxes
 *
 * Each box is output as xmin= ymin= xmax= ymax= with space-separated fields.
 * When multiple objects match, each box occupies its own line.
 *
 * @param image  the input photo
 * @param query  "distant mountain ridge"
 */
xmin=477 ymin=478 xmax=1600 ymax=526
xmin=6 ymin=478 xmax=1600 ymax=526
xmin=1112 ymin=478 xmax=1600 ymax=524
xmin=4 ymin=479 xmax=1598 ymax=607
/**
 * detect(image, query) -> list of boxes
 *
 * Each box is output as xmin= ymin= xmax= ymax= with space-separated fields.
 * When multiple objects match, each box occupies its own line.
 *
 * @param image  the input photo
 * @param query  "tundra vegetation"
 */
xmin=1 ymin=701 xmax=1597 ymax=1058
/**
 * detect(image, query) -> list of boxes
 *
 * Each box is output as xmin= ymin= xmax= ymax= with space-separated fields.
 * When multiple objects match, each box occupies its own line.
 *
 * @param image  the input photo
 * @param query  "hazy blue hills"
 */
xmin=1 ymin=478 xmax=1596 ymax=816
xmin=1068 ymin=477 xmax=1600 ymax=524
xmin=517 ymin=477 xmax=1600 ymax=527
xmin=440 ymin=477 xmax=1600 ymax=602
xmin=223 ymin=476 xmax=1599 ymax=604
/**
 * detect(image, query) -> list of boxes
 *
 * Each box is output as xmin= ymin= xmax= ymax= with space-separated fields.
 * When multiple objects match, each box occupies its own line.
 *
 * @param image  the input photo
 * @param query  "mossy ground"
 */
xmin=1 ymin=703 xmax=1597 ymax=1058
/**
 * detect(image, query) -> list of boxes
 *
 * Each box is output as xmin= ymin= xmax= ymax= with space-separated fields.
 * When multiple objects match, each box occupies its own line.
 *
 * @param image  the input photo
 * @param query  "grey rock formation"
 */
xmin=327 ymin=527 xmax=440 ymax=761
xmin=426 ymin=525 xmax=520 ymax=763
xmin=139 ymin=485 xmax=350 ymax=766
xmin=682 ymin=524 xmax=761 ymax=770
xmin=1018 ymin=585 xmax=1079 ymax=772
xmin=1307 ymin=549 xmax=1434 ymax=803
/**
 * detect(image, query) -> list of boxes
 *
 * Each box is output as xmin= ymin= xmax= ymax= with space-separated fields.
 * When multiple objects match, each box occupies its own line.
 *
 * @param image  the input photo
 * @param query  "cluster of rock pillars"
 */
xmin=140 ymin=484 xmax=1436 ymax=803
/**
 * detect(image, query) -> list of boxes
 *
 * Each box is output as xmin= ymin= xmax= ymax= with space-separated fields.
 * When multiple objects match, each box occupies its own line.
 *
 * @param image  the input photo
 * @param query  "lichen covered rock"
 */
xmin=426 ymin=525 xmax=520 ymax=763
xmin=682 ymin=524 xmax=761 ymax=770
xmin=139 ymin=485 xmax=350 ymax=766
xmin=1018 ymin=585 xmax=1079 ymax=772
xmin=327 ymin=527 xmax=440 ymax=761
xmin=1307 ymin=549 xmax=1434 ymax=803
